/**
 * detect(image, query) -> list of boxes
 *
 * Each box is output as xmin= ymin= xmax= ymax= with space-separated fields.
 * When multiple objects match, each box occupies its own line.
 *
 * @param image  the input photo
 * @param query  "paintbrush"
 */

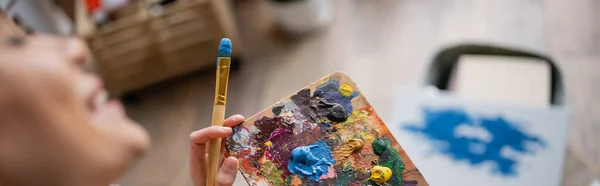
xmin=207 ymin=38 xmax=232 ymax=186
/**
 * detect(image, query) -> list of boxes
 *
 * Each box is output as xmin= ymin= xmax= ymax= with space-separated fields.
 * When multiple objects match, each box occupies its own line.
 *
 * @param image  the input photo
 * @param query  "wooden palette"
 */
xmin=225 ymin=72 xmax=428 ymax=186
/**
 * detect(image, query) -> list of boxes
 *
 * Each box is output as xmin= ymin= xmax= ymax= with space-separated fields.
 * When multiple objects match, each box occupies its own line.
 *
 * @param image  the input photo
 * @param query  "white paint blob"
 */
xmin=454 ymin=123 xmax=493 ymax=142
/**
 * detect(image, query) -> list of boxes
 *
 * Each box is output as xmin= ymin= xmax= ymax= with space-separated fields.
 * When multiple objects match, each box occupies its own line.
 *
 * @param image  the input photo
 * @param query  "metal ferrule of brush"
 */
xmin=214 ymin=58 xmax=231 ymax=105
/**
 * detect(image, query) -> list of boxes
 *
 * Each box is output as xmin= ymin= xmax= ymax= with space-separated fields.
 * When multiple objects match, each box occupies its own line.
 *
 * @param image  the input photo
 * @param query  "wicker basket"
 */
xmin=83 ymin=0 xmax=239 ymax=96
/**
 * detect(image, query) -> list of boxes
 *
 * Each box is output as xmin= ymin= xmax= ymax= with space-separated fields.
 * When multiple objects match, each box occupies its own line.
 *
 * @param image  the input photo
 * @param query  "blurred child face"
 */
xmin=0 ymin=35 xmax=149 ymax=186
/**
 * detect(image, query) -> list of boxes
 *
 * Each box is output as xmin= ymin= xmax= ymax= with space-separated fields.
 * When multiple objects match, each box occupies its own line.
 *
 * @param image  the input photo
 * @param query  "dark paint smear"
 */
xmin=302 ymin=179 xmax=321 ymax=186
xmin=291 ymin=89 xmax=321 ymax=123
xmin=285 ymin=176 xmax=292 ymax=185
xmin=255 ymin=116 xmax=294 ymax=142
xmin=272 ymin=105 xmax=284 ymax=116
xmin=372 ymin=137 xmax=405 ymax=185
xmin=404 ymin=108 xmax=546 ymax=176
xmin=249 ymin=116 xmax=294 ymax=168
xmin=319 ymin=121 xmax=332 ymax=134
xmin=313 ymin=80 xmax=358 ymax=116
xmin=317 ymin=122 xmax=331 ymax=137
xmin=402 ymin=180 xmax=419 ymax=186
xmin=226 ymin=125 xmax=243 ymax=151
xmin=317 ymin=99 xmax=347 ymax=122
xmin=332 ymin=163 xmax=359 ymax=186
xmin=291 ymin=89 xmax=349 ymax=124
xmin=266 ymin=129 xmax=295 ymax=177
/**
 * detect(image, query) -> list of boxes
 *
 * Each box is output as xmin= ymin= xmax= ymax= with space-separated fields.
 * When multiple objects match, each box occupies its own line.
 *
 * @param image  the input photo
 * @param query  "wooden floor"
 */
xmin=120 ymin=0 xmax=600 ymax=185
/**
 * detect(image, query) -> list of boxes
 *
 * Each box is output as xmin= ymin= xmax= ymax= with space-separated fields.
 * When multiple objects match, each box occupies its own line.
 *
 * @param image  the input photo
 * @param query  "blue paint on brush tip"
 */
xmin=218 ymin=38 xmax=232 ymax=58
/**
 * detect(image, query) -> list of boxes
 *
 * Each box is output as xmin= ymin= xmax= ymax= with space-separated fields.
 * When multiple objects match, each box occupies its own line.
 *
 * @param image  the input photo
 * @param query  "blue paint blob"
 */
xmin=218 ymin=38 xmax=232 ymax=58
xmin=288 ymin=141 xmax=336 ymax=180
xmin=404 ymin=108 xmax=546 ymax=176
xmin=313 ymin=80 xmax=358 ymax=116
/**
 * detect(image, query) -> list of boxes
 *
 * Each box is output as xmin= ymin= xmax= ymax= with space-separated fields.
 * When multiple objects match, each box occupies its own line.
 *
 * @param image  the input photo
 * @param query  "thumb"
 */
xmin=215 ymin=157 xmax=238 ymax=186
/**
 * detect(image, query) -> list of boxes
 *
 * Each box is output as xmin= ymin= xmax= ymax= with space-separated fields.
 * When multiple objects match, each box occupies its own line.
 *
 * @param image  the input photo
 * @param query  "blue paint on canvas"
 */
xmin=404 ymin=108 xmax=546 ymax=176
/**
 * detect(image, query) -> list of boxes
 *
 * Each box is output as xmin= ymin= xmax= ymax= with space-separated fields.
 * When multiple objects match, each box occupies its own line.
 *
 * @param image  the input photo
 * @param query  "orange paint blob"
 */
xmin=291 ymin=175 xmax=303 ymax=186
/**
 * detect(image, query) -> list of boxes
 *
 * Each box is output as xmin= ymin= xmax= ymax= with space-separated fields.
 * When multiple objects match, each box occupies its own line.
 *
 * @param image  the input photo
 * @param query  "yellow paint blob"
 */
xmin=339 ymin=84 xmax=354 ymax=97
xmin=370 ymin=166 xmax=393 ymax=184
xmin=338 ymin=139 xmax=365 ymax=158
xmin=265 ymin=141 xmax=272 ymax=148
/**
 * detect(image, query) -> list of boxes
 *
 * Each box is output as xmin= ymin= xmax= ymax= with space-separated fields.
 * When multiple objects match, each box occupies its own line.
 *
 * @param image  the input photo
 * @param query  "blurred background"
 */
xmin=0 ymin=0 xmax=598 ymax=185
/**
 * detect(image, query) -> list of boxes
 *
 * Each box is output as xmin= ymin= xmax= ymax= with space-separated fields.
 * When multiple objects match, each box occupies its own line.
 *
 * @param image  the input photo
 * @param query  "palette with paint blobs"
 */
xmin=226 ymin=72 xmax=428 ymax=186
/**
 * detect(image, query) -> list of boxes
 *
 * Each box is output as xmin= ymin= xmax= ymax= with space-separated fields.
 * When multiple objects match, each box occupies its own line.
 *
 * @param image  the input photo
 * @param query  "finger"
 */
xmin=189 ymin=114 xmax=242 ymax=145
xmin=190 ymin=142 xmax=208 ymax=186
xmin=190 ymin=153 xmax=228 ymax=186
xmin=215 ymin=157 xmax=239 ymax=186
xmin=190 ymin=126 xmax=232 ymax=145
xmin=223 ymin=114 xmax=245 ymax=127
xmin=189 ymin=115 xmax=241 ymax=186
xmin=190 ymin=127 xmax=231 ymax=186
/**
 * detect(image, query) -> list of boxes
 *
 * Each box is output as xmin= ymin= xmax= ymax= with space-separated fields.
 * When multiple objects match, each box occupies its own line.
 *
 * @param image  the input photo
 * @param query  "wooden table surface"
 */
xmin=121 ymin=0 xmax=600 ymax=185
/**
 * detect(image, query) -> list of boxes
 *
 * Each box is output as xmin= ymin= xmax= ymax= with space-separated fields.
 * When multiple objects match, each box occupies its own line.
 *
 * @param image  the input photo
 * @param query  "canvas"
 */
xmin=389 ymin=88 xmax=569 ymax=186
xmin=225 ymin=72 xmax=428 ymax=186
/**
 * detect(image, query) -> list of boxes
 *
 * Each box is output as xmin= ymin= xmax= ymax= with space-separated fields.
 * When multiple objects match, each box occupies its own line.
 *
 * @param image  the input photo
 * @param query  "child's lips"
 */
xmin=105 ymin=100 xmax=124 ymax=115
xmin=86 ymin=77 xmax=126 ymax=120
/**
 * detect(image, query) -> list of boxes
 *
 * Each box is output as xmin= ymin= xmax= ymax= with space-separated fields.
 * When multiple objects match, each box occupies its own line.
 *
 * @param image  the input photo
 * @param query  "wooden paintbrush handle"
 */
xmin=207 ymin=105 xmax=225 ymax=186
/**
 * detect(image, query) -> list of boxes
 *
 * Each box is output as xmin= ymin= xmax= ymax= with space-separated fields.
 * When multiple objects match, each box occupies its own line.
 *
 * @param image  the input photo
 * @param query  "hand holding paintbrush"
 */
xmin=189 ymin=114 xmax=243 ymax=186
xmin=189 ymin=38 xmax=243 ymax=186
